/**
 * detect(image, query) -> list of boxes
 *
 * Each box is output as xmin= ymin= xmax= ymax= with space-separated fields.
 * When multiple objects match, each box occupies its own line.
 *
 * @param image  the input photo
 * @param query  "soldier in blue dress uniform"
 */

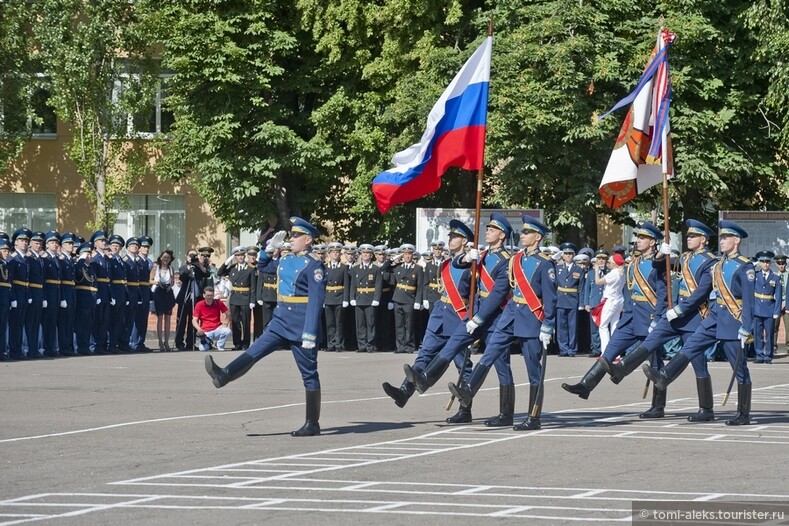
xmin=123 ymin=237 xmax=143 ymax=352
xmin=555 ymin=243 xmax=584 ymax=356
xmin=74 ymin=242 xmax=97 ymax=355
xmin=583 ymin=249 xmax=608 ymax=357
xmin=26 ymin=231 xmax=46 ymax=358
xmin=382 ymin=219 xmax=474 ymax=416
xmin=106 ymin=235 xmax=129 ymax=352
xmin=7 ymin=228 xmax=31 ymax=360
xmin=40 ymin=231 xmax=62 ymax=357
xmin=133 ymin=236 xmax=154 ymax=351
xmin=643 ymin=220 xmax=755 ymax=425
xmin=57 ymin=233 xmax=78 ymax=356
xmin=439 ymin=215 xmax=556 ymax=431
xmin=0 ymin=237 xmax=11 ymax=361
xmin=206 ymin=217 xmax=327 ymax=437
xmin=752 ymin=250 xmax=782 ymax=363
xmin=90 ymin=230 xmax=111 ymax=354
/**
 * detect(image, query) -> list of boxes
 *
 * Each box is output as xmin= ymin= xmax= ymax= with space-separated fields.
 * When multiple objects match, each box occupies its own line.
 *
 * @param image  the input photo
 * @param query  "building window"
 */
xmin=0 ymin=76 xmax=57 ymax=138
xmin=113 ymin=75 xmax=174 ymax=138
xmin=0 ymin=193 xmax=57 ymax=234
xmin=30 ymin=84 xmax=57 ymax=137
xmin=113 ymin=194 xmax=186 ymax=265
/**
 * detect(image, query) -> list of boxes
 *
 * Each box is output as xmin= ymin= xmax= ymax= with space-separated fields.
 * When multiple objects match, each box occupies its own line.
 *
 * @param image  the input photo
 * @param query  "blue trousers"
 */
xmin=412 ymin=324 xmax=471 ymax=384
xmin=245 ymin=327 xmax=320 ymax=390
xmin=680 ymin=324 xmax=751 ymax=384
xmin=753 ymin=315 xmax=775 ymax=362
xmin=556 ymin=307 xmax=578 ymax=355
xmin=475 ymin=315 xmax=542 ymax=386
xmin=640 ymin=318 xmax=709 ymax=378
xmin=437 ymin=319 xmax=513 ymax=385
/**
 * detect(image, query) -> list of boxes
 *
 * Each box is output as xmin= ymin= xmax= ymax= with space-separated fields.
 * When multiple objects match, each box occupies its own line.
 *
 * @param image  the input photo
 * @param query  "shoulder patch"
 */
xmin=746 ymin=269 xmax=755 ymax=281
xmin=548 ymin=268 xmax=556 ymax=281
xmin=539 ymin=252 xmax=551 ymax=261
xmin=314 ymin=268 xmax=325 ymax=282
xmin=737 ymin=255 xmax=750 ymax=263
xmin=310 ymin=252 xmax=322 ymax=261
xmin=500 ymin=249 xmax=510 ymax=259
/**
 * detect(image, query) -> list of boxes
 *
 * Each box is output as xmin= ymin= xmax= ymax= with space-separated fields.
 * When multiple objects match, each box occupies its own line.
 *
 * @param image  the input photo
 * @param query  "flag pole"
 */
xmin=446 ymin=19 xmax=492 ymax=412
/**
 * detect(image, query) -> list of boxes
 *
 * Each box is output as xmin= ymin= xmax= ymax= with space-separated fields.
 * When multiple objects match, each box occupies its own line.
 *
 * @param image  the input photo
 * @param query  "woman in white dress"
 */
xmin=595 ymin=253 xmax=626 ymax=353
xmin=150 ymin=250 xmax=176 ymax=351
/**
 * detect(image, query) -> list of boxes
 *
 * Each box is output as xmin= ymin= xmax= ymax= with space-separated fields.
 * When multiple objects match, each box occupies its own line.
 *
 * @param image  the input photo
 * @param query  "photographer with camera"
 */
xmin=174 ymin=248 xmax=211 ymax=351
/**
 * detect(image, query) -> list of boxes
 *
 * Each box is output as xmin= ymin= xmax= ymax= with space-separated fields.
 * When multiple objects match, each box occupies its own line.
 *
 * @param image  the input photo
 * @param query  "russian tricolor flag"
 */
xmin=372 ymin=37 xmax=491 ymax=214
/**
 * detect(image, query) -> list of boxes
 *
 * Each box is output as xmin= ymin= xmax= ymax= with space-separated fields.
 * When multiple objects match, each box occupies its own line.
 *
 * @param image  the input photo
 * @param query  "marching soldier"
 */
xmin=384 ymin=244 xmax=424 ymax=354
xmin=324 ymin=242 xmax=349 ymax=352
xmin=350 ymin=244 xmax=382 ymax=353
xmin=643 ymin=220 xmax=755 ymax=425
xmin=753 ymin=250 xmax=782 ymax=363
xmin=217 ymin=246 xmax=254 ymax=350
xmin=555 ymin=242 xmax=584 ymax=357
xmin=206 ymin=217 xmax=327 ymax=437
xmin=74 ymin=242 xmax=97 ymax=355
xmin=41 ymin=231 xmax=62 ymax=357
xmin=57 ymin=233 xmax=78 ymax=356
xmin=90 ymin=230 xmax=111 ymax=355
xmin=0 ymin=237 xmax=11 ymax=361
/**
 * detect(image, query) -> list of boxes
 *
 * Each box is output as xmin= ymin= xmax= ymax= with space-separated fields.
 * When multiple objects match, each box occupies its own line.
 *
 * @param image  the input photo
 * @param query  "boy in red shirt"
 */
xmin=193 ymin=286 xmax=232 ymax=351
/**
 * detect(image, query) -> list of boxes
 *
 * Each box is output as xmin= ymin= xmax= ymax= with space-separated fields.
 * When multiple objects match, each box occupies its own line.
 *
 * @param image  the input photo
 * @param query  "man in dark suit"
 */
xmin=174 ymin=248 xmax=210 ymax=350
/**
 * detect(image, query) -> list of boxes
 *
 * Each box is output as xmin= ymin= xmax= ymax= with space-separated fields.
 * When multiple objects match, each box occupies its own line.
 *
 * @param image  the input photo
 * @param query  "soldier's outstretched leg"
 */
xmin=446 ymin=400 xmax=472 ymax=423
xmin=292 ymin=389 xmax=321 ymax=436
xmin=514 ymin=385 xmax=541 ymax=430
xmin=382 ymin=379 xmax=416 ymax=408
xmin=639 ymin=386 xmax=667 ymax=418
xmin=600 ymin=344 xmax=651 ymax=384
xmin=642 ymin=352 xmax=691 ymax=391
xmin=484 ymin=384 xmax=515 ymax=427
xmin=687 ymin=376 xmax=715 ymax=422
xmin=561 ymin=361 xmax=606 ymax=400
xmin=205 ymin=352 xmax=256 ymax=388
xmin=726 ymin=383 xmax=751 ymax=426
xmin=404 ymin=355 xmax=451 ymax=394
xmin=447 ymin=363 xmax=490 ymax=408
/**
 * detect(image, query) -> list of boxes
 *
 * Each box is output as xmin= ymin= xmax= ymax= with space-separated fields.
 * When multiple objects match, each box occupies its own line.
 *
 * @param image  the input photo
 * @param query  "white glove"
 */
xmin=387 ymin=302 xmax=394 ymax=310
xmin=10 ymin=300 xmax=17 ymax=308
xmin=539 ymin=332 xmax=552 ymax=349
xmin=138 ymin=301 xmax=143 ymax=305
xmin=42 ymin=300 xmax=48 ymax=308
xmin=223 ymin=255 xmax=234 ymax=266
xmin=249 ymin=302 xmax=255 ymax=310
xmin=257 ymin=300 xmax=263 ymax=305
xmin=774 ymin=314 xmax=780 ymax=319
xmin=465 ymin=241 xmax=474 ymax=248
xmin=110 ymin=298 xmax=116 ymax=306
xmin=269 ymin=230 xmax=287 ymax=250
xmin=302 ymin=340 xmax=316 ymax=350
xmin=151 ymin=284 xmax=157 ymax=293
xmin=342 ymin=301 xmax=349 ymax=308
xmin=28 ymin=298 xmax=32 ymax=304
xmin=466 ymin=319 xmax=479 ymax=334
xmin=463 ymin=248 xmax=479 ymax=263
xmin=423 ymin=300 xmax=430 ymax=310
xmin=738 ymin=327 xmax=750 ymax=349
xmin=413 ymin=302 xmax=421 ymax=311
xmin=350 ymin=299 xmax=357 ymax=307
xmin=648 ymin=320 xmax=656 ymax=333
xmin=60 ymin=300 xmax=67 ymax=308
xmin=666 ymin=307 xmax=680 ymax=322
xmin=126 ymin=301 xmax=130 ymax=305
xmin=371 ymin=300 xmax=380 ymax=307
xmin=264 ymin=245 xmax=275 ymax=255
xmin=96 ymin=298 xmax=101 ymax=305
xmin=659 ymin=242 xmax=672 ymax=255
xmin=551 ymin=251 xmax=563 ymax=262
xmin=578 ymin=306 xmax=584 ymax=311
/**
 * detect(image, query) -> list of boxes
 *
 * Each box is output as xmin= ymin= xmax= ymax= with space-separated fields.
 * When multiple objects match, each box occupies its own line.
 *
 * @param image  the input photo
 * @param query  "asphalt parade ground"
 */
xmin=2 ymin=349 xmax=789 ymax=525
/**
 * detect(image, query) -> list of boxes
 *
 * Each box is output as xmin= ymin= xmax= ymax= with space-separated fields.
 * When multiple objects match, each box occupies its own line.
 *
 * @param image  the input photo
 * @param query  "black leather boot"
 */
xmin=726 ymin=383 xmax=751 ymax=426
xmin=561 ymin=361 xmax=605 ymax=400
xmin=205 ymin=352 xmax=256 ymax=388
xmin=600 ymin=345 xmax=650 ymax=384
xmin=484 ymin=384 xmax=515 ymax=427
xmin=641 ymin=353 xmax=690 ymax=391
xmin=639 ymin=387 xmax=666 ymax=418
xmin=447 ymin=363 xmax=490 ymax=408
xmin=688 ymin=376 xmax=715 ymax=422
xmin=404 ymin=356 xmax=451 ymax=394
xmin=292 ymin=389 xmax=321 ymax=436
xmin=514 ymin=385 xmax=541 ymax=430
xmin=382 ymin=378 xmax=415 ymax=408
xmin=446 ymin=401 xmax=472 ymax=423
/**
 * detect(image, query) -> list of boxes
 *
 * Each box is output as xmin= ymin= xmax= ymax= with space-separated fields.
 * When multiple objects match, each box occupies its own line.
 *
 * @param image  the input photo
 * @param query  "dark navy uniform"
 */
xmin=41 ymin=231 xmax=62 ymax=357
xmin=57 ymin=233 xmax=78 ymax=356
xmin=257 ymin=255 xmax=278 ymax=333
xmin=0 ymin=238 xmax=11 ymax=361
xmin=385 ymin=244 xmax=424 ymax=354
xmin=217 ymin=250 xmax=254 ymax=350
xmin=323 ymin=242 xmax=349 ymax=352
xmin=90 ymin=231 xmax=111 ymax=354
xmin=8 ymin=228 xmax=32 ymax=359
xmin=107 ymin=235 xmax=129 ymax=352
xmin=583 ymin=251 xmax=607 ymax=356
xmin=350 ymin=246 xmax=382 ymax=353
xmin=753 ymin=251 xmax=782 ymax=363
xmin=133 ymin=236 xmax=154 ymax=351
xmin=555 ymin=243 xmax=584 ymax=356
xmin=26 ymin=232 xmax=46 ymax=358
xmin=375 ymin=246 xmax=395 ymax=352
xmin=74 ymin=243 xmax=97 ymax=355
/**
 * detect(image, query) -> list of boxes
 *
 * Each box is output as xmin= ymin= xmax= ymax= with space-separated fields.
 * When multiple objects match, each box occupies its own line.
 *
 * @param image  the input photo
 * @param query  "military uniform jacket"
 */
xmin=425 ymin=256 xmax=471 ymax=337
xmin=423 ymin=258 xmax=443 ymax=304
xmin=703 ymin=253 xmax=755 ymax=340
xmin=217 ymin=262 xmax=254 ymax=306
xmin=75 ymin=258 xmax=97 ymax=306
xmin=123 ymin=255 xmax=141 ymax=304
xmin=661 ymin=249 xmax=716 ymax=333
xmin=463 ymin=247 xmax=511 ymax=328
xmin=377 ymin=261 xmax=394 ymax=303
xmin=42 ymin=251 xmax=61 ymax=304
xmin=7 ymin=251 xmax=29 ymax=304
xmin=259 ymin=265 xmax=278 ymax=303
xmin=137 ymin=257 xmax=153 ymax=303
xmin=59 ymin=254 xmax=76 ymax=304
xmin=27 ymin=252 xmax=45 ymax=302
xmin=583 ymin=267 xmax=605 ymax=308
xmin=556 ymin=262 xmax=584 ymax=309
xmin=0 ymin=258 xmax=11 ymax=307
xmin=350 ymin=262 xmax=382 ymax=306
xmin=754 ymin=269 xmax=782 ymax=318
xmin=386 ymin=261 xmax=424 ymax=304
xmin=618 ymin=255 xmax=667 ymax=337
xmin=258 ymin=249 xmax=327 ymax=343
xmin=323 ymin=262 xmax=349 ymax=306
xmin=90 ymin=252 xmax=111 ymax=302
xmin=108 ymin=254 xmax=128 ymax=304
xmin=502 ymin=249 xmax=557 ymax=337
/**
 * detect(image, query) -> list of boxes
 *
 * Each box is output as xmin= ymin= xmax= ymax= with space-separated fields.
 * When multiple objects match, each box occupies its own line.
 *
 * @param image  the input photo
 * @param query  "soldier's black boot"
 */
xmin=641 ymin=353 xmax=691 ymax=391
xmin=446 ymin=401 xmax=472 ymax=423
xmin=292 ymin=389 xmax=321 ymax=436
xmin=688 ymin=376 xmax=715 ymax=422
xmin=561 ymin=361 xmax=606 ymax=400
xmin=382 ymin=378 xmax=416 ymax=408
xmin=404 ymin=356 xmax=451 ymax=394
xmin=484 ymin=384 xmax=515 ymax=427
xmin=600 ymin=345 xmax=651 ymax=384
xmin=726 ymin=383 xmax=751 ymax=426
xmin=205 ymin=352 xmax=256 ymax=388
xmin=639 ymin=387 xmax=666 ymax=418
xmin=447 ymin=363 xmax=490 ymax=408
xmin=514 ymin=385 xmax=541 ymax=430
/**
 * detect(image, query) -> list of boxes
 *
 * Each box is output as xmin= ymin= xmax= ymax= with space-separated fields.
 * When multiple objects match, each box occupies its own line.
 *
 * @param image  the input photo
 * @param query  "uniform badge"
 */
xmin=769 ymin=280 xmax=776 ymax=287
xmin=746 ymin=269 xmax=755 ymax=281
xmin=548 ymin=268 xmax=556 ymax=281
xmin=572 ymin=272 xmax=580 ymax=279
xmin=314 ymin=269 xmax=324 ymax=282
xmin=368 ymin=274 xmax=373 ymax=281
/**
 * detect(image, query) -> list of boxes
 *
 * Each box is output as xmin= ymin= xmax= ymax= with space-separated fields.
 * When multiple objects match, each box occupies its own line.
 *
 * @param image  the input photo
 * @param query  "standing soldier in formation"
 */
xmin=555 ymin=243 xmax=584 ymax=357
xmin=384 ymin=244 xmax=424 ymax=354
xmin=41 ymin=231 xmax=62 ymax=357
xmin=26 ymin=232 xmax=45 ymax=358
xmin=0 ymin=236 xmax=11 ymax=361
xmin=107 ymin=235 xmax=129 ymax=353
xmin=255 ymin=244 xmax=278 ymax=334
xmin=583 ymin=249 xmax=608 ymax=357
xmin=218 ymin=246 xmax=254 ymax=350
xmin=134 ymin=236 xmax=154 ymax=352
xmin=74 ymin=242 xmax=96 ymax=355
xmin=752 ymin=251 xmax=782 ymax=364
xmin=350 ymin=244 xmax=382 ymax=353
xmin=8 ymin=228 xmax=31 ymax=360
xmin=90 ymin=230 xmax=111 ymax=355
xmin=323 ymin=242 xmax=348 ymax=352
xmin=375 ymin=245 xmax=395 ymax=352
xmin=123 ymin=237 xmax=142 ymax=352
xmin=57 ymin=233 xmax=77 ymax=356
xmin=205 ymin=217 xmax=327 ymax=437
xmin=775 ymin=255 xmax=788 ymax=353
xmin=643 ymin=220 xmax=755 ymax=425
xmin=246 ymin=246 xmax=266 ymax=340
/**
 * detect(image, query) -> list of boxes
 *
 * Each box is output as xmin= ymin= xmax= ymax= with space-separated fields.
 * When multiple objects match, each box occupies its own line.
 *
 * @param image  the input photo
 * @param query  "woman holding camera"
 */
xmin=151 ymin=249 xmax=176 ymax=351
